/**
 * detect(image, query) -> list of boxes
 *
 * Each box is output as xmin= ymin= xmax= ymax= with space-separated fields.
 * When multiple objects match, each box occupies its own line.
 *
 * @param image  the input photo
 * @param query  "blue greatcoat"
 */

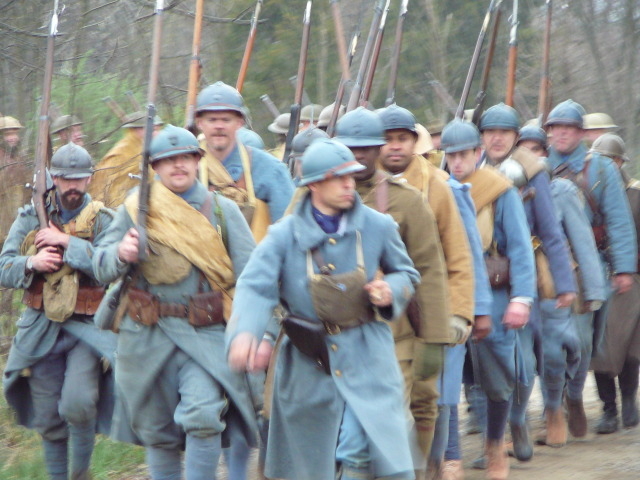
xmin=474 ymin=187 xmax=536 ymax=402
xmin=220 ymin=143 xmax=294 ymax=222
xmin=438 ymin=179 xmax=492 ymax=405
xmin=1 ymin=195 xmax=117 ymax=435
xmin=92 ymin=180 xmax=259 ymax=449
xmin=227 ymin=191 xmax=420 ymax=480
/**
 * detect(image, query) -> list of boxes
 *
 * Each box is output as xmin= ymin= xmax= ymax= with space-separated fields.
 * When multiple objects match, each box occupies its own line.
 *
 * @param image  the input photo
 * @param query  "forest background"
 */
xmin=1 ymin=0 xmax=639 ymax=169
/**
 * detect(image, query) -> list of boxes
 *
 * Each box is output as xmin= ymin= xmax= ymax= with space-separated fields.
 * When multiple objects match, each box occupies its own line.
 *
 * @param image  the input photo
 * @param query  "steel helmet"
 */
xmin=49 ymin=143 xmax=93 ymax=178
xmin=517 ymin=125 xmax=548 ymax=148
xmin=237 ymin=127 xmax=265 ymax=150
xmin=50 ymin=115 xmax=82 ymax=135
xmin=378 ymin=104 xmax=418 ymax=134
xmin=0 ymin=116 xmax=24 ymax=131
xmin=591 ymin=133 xmax=629 ymax=162
xmin=480 ymin=103 xmax=520 ymax=132
xmin=414 ymin=124 xmax=434 ymax=155
xmin=440 ymin=119 xmax=481 ymax=154
xmin=196 ymin=81 xmax=246 ymax=119
xmin=298 ymin=138 xmax=365 ymax=187
xmin=334 ymin=107 xmax=385 ymax=147
xmin=583 ymin=113 xmax=618 ymax=130
xmin=317 ymin=103 xmax=345 ymax=129
xmin=545 ymin=99 xmax=586 ymax=128
xmin=292 ymin=127 xmax=329 ymax=156
xmin=268 ymin=113 xmax=291 ymax=135
xmin=300 ymin=104 xmax=324 ymax=123
xmin=122 ymin=111 xmax=164 ymax=128
xmin=150 ymin=125 xmax=204 ymax=163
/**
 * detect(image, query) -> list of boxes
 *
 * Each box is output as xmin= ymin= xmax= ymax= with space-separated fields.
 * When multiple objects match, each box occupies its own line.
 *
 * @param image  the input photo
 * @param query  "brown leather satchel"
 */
xmin=127 ymin=288 xmax=160 ymax=326
xmin=188 ymin=290 xmax=224 ymax=327
xmin=485 ymin=253 xmax=510 ymax=288
xmin=282 ymin=315 xmax=331 ymax=375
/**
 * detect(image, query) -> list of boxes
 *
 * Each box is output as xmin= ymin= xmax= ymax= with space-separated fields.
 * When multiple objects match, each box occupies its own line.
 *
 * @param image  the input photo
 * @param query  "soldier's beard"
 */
xmin=60 ymin=189 xmax=84 ymax=210
xmin=0 ymin=140 xmax=20 ymax=157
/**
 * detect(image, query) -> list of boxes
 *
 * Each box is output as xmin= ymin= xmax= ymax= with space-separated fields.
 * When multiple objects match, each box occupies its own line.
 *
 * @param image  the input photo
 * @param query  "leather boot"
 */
xmin=544 ymin=409 xmax=567 ymax=447
xmin=622 ymin=395 xmax=639 ymax=428
xmin=485 ymin=439 xmax=509 ymax=480
xmin=565 ymin=397 xmax=587 ymax=437
xmin=509 ymin=422 xmax=532 ymax=461
xmin=441 ymin=460 xmax=465 ymax=480
xmin=596 ymin=410 xmax=619 ymax=434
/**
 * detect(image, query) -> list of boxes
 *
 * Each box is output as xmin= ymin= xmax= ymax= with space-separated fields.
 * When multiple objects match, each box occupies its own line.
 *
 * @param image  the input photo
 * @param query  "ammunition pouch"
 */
xmin=188 ymin=290 xmax=224 ymax=327
xmin=485 ymin=253 xmax=510 ymax=288
xmin=23 ymin=278 xmax=105 ymax=316
xmin=593 ymin=225 xmax=607 ymax=251
xmin=282 ymin=315 xmax=331 ymax=375
xmin=127 ymin=288 xmax=160 ymax=326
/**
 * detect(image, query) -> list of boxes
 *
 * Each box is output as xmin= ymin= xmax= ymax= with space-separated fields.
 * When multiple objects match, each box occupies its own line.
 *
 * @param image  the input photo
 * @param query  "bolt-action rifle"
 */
xmin=537 ymin=0 xmax=552 ymax=126
xmin=359 ymin=0 xmax=391 ymax=107
xmin=505 ymin=0 xmax=519 ymax=106
xmin=385 ymin=0 xmax=409 ymax=107
xmin=236 ymin=0 xmax=263 ymax=93
xmin=184 ymin=0 xmax=204 ymax=134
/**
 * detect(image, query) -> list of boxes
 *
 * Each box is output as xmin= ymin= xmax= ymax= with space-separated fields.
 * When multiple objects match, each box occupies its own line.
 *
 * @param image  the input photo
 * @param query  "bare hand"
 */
xmin=34 ymin=221 xmax=70 ymax=249
xmin=502 ymin=301 xmax=530 ymax=329
xmin=30 ymin=246 xmax=63 ymax=273
xmin=612 ymin=273 xmax=634 ymax=295
xmin=556 ymin=291 xmax=577 ymax=309
xmin=364 ymin=279 xmax=393 ymax=307
xmin=472 ymin=314 xmax=492 ymax=342
xmin=253 ymin=339 xmax=274 ymax=372
xmin=117 ymin=228 xmax=140 ymax=264
xmin=228 ymin=332 xmax=258 ymax=372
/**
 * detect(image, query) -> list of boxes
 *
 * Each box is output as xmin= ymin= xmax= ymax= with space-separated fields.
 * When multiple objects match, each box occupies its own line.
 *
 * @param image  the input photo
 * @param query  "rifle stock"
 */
xmin=185 ymin=0 xmax=204 ymax=133
xmin=385 ymin=0 xmax=409 ymax=107
xmin=32 ymin=0 xmax=60 ymax=229
xmin=236 ymin=0 xmax=263 ymax=93
xmin=283 ymin=1 xmax=312 ymax=170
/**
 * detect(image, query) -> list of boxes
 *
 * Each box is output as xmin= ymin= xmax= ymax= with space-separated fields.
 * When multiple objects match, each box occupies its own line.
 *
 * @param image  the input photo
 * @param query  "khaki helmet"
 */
xmin=425 ymin=120 xmax=445 ymax=136
xmin=50 ymin=114 xmax=82 ymax=135
xmin=583 ymin=113 xmax=618 ymax=130
xmin=414 ymin=124 xmax=434 ymax=155
xmin=591 ymin=133 xmax=629 ymax=162
xmin=122 ymin=111 xmax=164 ymax=128
xmin=300 ymin=104 xmax=324 ymax=123
xmin=317 ymin=103 xmax=345 ymax=129
xmin=268 ymin=113 xmax=291 ymax=135
xmin=0 ymin=116 xmax=24 ymax=131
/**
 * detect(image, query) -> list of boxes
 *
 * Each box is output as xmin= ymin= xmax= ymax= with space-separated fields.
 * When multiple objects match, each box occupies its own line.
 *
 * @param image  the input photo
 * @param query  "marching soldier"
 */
xmin=517 ymin=125 xmax=606 ymax=448
xmin=299 ymin=103 xmax=324 ymax=131
xmin=378 ymin=104 xmax=476 ymax=462
xmin=88 ymin=111 xmax=164 ymax=209
xmin=267 ymin=112 xmax=290 ymax=160
xmin=590 ymin=133 xmax=640 ymax=433
xmin=443 ymin=119 xmax=535 ymax=480
xmin=228 ymin=138 xmax=419 ymax=480
xmin=545 ymin=99 xmax=637 ymax=438
xmin=479 ymin=103 xmax=576 ymax=461
xmin=317 ymin=102 xmax=345 ymax=131
xmin=582 ymin=112 xmax=618 ymax=148
xmin=195 ymin=81 xmax=294 ymax=242
xmin=1 ymin=143 xmax=117 ymax=480
xmin=93 ymin=125 xmax=259 ymax=479
xmin=50 ymin=115 xmax=85 ymax=149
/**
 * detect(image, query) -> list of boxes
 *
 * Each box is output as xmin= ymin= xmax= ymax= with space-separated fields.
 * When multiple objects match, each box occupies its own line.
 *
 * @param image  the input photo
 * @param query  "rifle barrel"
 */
xmin=537 ymin=0 xmax=552 ymax=125
xmin=185 ymin=0 xmax=204 ymax=131
xmin=359 ymin=0 xmax=390 ymax=106
xmin=505 ymin=0 xmax=518 ymax=106
xmin=385 ymin=0 xmax=409 ymax=106
xmin=236 ymin=0 xmax=263 ymax=93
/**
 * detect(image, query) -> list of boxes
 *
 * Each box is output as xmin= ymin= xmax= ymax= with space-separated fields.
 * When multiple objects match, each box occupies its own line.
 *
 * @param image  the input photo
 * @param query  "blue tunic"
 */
xmin=227 ymin=191 xmax=420 ymax=480
xmin=221 ymin=143 xmax=295 ymax=222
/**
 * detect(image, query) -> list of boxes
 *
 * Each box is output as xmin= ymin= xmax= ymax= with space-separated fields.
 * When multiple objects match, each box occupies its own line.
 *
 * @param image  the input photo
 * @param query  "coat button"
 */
xmin=334 ymin=369 xmax=342 ymax=376
xmin=328 ymin=238 xmax=337 ymax=245
xmin=331 ymin=344 xmax=338 ymax=351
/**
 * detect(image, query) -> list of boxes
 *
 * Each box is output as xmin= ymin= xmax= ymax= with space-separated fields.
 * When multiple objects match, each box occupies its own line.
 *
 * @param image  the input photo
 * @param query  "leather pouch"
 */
xmin=23 ymin=277 xmax=44 ymax=310
xmin=188 ymin=290 xmax=224 ymax=327
xmin=127 ymin=288 xmax=159 ymax=326
xmin=485 ymin=254 xmax=510 ymax=288
xmin=282 ymin=315 xmax=330 ymax=374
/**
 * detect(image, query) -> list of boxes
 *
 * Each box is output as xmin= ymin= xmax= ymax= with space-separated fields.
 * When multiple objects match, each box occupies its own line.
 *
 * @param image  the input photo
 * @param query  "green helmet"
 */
xmin=317 ymin=103 xmax=345 ymax=129
xmin=237 ymin=127 xmax=265 ymax=150
xmin=545 ymin=99 xmax=586 ymax=128
xmin=49 ymin=143 xmax=93 ymax=178
xmin=480 ymin=103 xmax=520 ymax=132
xmin=50 ymin=115 xmax=82 ymax=135
xmin=334 ymin=107 xmax=385 ymax=148
xmin=298 ymin=138 xmax=365 ymax=187
xmin=300 ymin=104 xmax=324 ymax=123
xmin=583 ymin=113 xmax=618 ymax=130
xmin=122 ymin=111 xmax=164 ymax=128
xmin=196 ymin=81 xmax=246 ymax=118
xmin=517 ymin=125 xmax=547 ymax=148
xmin=292 ymin=126 xmax=329 ymax=156
xmin=150 ymin=125 xmax=204 ymax=163
xmin=268 ymin=113 xmax=290 ymax=135
xmin=441 ymin=119 xmax=481 ymax=154
xmin=378 ymin=104 xmax=417 ymax=134
xmin=0 ymin=116 xmax=24 ymax=131
xmin=591 ymin=133 xmax=629 ymax=162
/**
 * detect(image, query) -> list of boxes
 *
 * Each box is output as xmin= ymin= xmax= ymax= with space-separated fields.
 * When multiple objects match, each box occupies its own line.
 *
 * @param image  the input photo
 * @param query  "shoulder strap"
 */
xmin=374 ymin=172 xmax=390 ymax=213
